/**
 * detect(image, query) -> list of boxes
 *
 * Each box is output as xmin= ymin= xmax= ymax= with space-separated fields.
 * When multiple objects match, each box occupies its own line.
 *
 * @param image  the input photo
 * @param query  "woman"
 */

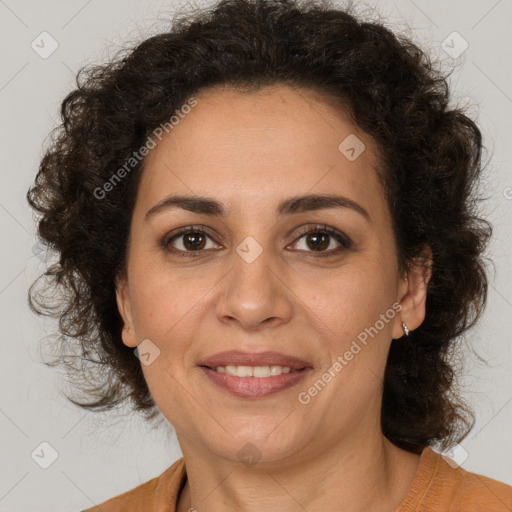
xmin=27 ymin=0 xmax=512 ymax=510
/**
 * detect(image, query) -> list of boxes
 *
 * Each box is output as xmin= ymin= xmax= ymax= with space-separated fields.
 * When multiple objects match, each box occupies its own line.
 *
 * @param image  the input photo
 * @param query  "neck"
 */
xmin=176 ymin=430 xmax=421 ymax=512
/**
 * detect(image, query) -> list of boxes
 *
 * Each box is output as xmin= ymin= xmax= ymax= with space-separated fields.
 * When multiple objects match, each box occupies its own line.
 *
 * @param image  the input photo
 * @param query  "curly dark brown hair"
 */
xmin=27 ymin=0 xmax=492 ymax=454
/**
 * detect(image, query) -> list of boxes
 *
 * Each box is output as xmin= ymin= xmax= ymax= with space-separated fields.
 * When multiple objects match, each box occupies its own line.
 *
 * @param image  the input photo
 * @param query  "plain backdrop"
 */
xmin=0 ymin=0 xmax=511 ymax=510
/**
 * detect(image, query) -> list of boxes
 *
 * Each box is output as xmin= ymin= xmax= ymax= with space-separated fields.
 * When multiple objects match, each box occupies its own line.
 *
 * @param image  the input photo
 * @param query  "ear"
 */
xmin=115 ymin=273 xmax=138 ymax=348
xmin=392 ymin=245 xmax=433 ymax=340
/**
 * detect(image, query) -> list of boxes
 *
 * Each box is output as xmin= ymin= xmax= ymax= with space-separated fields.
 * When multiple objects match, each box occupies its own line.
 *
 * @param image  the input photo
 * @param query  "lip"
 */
xmin=197 ymin=350 xmax=313 ymax=399
xmin=199 ymin=366 xmax=313 ymax=399
xmin=197 ymin=350 xmax=312 ymax=370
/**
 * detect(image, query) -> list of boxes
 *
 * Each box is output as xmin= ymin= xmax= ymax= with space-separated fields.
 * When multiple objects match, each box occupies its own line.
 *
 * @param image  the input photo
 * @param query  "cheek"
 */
xmin=304 ymin=263 xmax=397 ymax=398
xmin=303 ymin=262 xmax=394 ymax=336
xmin=127 ymin=257 xmax=219 ymax=346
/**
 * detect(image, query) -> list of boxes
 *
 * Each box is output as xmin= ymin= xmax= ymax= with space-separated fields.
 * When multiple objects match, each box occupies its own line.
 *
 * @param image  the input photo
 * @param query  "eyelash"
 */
xmin=161 ymin=224 xmax=352 ymax=259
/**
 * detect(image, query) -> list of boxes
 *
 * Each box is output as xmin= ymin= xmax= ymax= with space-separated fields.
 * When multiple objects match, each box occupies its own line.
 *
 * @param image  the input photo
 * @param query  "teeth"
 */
xmin=215 ymin=365 xmax=294 ymax=377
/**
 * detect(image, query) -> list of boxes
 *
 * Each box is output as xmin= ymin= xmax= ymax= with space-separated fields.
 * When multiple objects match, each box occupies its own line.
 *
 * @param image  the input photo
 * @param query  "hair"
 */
xmin=27 ymin=0 xmax=492 ymax=453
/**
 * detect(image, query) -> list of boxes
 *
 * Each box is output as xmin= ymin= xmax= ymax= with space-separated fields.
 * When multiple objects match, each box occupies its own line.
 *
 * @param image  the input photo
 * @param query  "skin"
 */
xmin=116 ymin=83 xmax=433 ymax=512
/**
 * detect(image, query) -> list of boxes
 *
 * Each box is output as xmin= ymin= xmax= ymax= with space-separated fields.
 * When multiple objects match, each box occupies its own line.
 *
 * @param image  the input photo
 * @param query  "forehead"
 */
xmin=135 ymin=84 xmax=385 ymax=219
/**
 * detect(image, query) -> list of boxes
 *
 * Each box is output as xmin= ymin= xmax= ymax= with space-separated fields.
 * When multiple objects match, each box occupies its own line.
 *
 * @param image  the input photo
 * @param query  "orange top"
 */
xmin=82 ymin=447 xmax=512 ymax=511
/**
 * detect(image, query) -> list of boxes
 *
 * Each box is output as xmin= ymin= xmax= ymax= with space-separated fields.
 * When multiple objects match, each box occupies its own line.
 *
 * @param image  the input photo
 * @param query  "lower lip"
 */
xmin=199 ymin=366 xmax=312 ymax=399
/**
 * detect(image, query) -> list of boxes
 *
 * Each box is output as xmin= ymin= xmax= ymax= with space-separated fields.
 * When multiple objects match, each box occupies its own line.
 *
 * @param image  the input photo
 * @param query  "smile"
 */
xmin=199 ymin=365 xmax=312 ymax=398
xmin=210 ymin=364 xmax=299 ymax=377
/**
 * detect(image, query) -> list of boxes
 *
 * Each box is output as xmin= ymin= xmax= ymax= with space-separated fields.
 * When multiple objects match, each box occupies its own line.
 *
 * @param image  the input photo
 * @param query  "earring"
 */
xmin=402 ymin=322 xmax=410 ymax=337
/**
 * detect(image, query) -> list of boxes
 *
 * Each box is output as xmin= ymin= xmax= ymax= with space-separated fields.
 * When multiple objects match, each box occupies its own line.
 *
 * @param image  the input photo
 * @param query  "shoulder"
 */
xmin=80 ymin=457 xmax=186 ymax=512
xmin=398 ymin=447 xmax=512 ymax=512
xmin=442 ymin=461 xmax=512 ymax=510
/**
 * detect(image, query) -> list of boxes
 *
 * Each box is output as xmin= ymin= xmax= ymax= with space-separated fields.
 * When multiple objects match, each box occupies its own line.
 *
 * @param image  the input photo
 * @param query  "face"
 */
xmin=116 ymin=84 xmax=430 ymax=465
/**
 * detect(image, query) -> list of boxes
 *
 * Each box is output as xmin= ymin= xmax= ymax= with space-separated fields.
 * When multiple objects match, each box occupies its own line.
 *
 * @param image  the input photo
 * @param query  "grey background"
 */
xmin=0 ymin=0 xmax=511 ymax=510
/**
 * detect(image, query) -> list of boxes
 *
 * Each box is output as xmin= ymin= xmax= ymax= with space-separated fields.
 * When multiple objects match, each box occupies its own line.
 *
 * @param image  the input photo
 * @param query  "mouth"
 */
xmin=197 ymin=350 xmax=313 ymax=399
xmin=200 ymin=364 xmax=305 ymax=376
xmin=197 ymin=350 xmax=312 ymax=371
xmin=198 ymin=366 xmax=312 ymax=399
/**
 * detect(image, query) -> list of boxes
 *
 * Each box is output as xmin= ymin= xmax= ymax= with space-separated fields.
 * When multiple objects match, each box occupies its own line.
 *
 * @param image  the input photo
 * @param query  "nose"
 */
xmin=215 ymin=242 xmax=294 ymax=331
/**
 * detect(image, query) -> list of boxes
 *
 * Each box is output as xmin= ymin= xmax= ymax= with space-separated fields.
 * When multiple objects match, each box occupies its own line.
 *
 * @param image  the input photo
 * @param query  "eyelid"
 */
xmin=287 ymin=225 xmax=353 ymax=257
xmin=161 ymin=224 xmax=221 ymax=251
xmin=292 ymin=224 xmax=353 ymax=248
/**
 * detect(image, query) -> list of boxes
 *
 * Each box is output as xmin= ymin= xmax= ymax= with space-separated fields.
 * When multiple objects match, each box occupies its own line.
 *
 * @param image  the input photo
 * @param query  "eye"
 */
xmin=161 ymin=225 xmax=221 ymax=257
xmin=161 ymin=223 xmax=352 ymax=258
xmin=289 ymin=224 xmax=352 ymax=256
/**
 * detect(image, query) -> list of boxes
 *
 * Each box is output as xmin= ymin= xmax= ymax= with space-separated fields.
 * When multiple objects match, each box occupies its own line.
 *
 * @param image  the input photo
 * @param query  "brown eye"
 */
xmin=162 ymin=226 xmax=221 ymax=257
xmin=303 ymin=232 xmax=331 ymax=251
xmin=179 ymin=231 xmax=207 ymax=251
xmin=290 ymin=225 xmax=352 ymax=256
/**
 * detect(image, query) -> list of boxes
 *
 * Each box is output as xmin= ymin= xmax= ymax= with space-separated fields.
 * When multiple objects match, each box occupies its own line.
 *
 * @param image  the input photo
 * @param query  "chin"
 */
xmin=210 ymin=427 xmax=304 ymax=466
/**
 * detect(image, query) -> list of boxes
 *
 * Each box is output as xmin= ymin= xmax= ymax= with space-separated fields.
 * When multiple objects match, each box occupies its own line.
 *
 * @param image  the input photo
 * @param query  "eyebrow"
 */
xmin=144 ymin=193 xmax=371 ymax=223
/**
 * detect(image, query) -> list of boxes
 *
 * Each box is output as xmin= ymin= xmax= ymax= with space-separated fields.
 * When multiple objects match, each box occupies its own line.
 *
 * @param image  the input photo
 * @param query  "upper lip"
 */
xmin=198 ymin=350 xmax=312 ymax=370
